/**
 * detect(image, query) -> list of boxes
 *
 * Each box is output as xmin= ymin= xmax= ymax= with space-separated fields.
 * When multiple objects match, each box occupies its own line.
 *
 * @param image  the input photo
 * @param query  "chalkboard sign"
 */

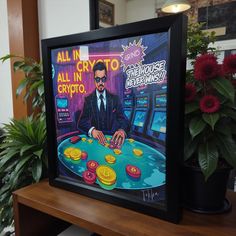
xmin=198 ymin=2 xmax=236 ymax=40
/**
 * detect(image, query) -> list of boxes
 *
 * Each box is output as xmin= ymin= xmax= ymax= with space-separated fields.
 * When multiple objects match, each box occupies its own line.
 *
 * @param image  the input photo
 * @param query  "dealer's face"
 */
xmin=94 ymin=69 xmax=106 ymax=93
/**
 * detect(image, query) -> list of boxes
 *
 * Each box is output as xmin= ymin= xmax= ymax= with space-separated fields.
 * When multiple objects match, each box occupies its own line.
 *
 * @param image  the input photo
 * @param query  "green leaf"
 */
xmin=33 ymin=149 xmax=43 ymax=158
xmin=189 ymin=117 xmax=206 ymax=138
xmin=217 ymin=136 xmax=236 ymax=168
xmin=221 ymin=108 xmax=236 ymax=122
xmin=185 ymin=102 xmax=199 ymax=114
xmin=20 ymin=144 xmax=35 ymax=156
xmin=202 ymin=113 xmax=220 ymax=130
xmin=198 ymin=142 xmax=218 ymax=181
xmin=16 ymin=78 xmax=29 ymax=97
xmin=0 ymin=54 xmax=16 ymax=63
xmin=184 ymin=137 xmax=199 ymax=161
xmin=13 ymin=61 xmax=25 ymax=71
xmin=32 ymin=158 xmax=42 ymax=182
xmin=210 ymin=77 xmax=235 ymax=103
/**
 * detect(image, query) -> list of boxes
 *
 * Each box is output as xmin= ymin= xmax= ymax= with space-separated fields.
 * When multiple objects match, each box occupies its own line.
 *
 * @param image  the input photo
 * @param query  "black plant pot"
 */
xmin=182 ymin=164 xmax=232 ymax=214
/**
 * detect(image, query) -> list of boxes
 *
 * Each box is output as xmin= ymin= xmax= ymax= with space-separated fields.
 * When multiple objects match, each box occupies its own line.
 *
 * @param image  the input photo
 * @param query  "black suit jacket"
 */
xmin=78 ymin=90 xmax=130 ymax=135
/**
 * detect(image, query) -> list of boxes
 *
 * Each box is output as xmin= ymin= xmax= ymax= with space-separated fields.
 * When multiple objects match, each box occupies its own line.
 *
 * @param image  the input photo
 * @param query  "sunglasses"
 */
xmin=94 ymin=76 xmax=107 ymax=83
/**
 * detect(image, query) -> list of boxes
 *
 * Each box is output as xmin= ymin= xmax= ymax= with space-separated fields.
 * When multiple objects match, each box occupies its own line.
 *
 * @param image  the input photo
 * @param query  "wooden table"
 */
xmin=13 ymin=180 xmax=236 ymax=236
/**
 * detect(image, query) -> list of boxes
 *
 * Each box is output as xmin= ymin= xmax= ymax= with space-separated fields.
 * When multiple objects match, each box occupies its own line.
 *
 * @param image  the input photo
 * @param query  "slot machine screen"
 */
xmin=136 ymin=96 xmax=148 ymax=107
xmin=124 ymin=99 xmax=132 ymax=107
xmin=133 ymin=111 xmax=146 ymax=127
xmin=155 ymin=94 xmax=166 ymax=107
xmin=124 ymin=110 xmax=132 ymax=120
xmin=151 ymin=111 xmax=166 ymax=133
xmin=56 ymin=97 xmax=68 ymax=109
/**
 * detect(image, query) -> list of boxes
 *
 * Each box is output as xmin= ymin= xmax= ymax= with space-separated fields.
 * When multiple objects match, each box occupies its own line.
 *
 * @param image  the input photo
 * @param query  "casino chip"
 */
xmin=133 ymin=148 xmax=143 ymax=157
xmin=96 ymin=165 xmax=116 ymax=186
xmin=105 ymin=154 xmax=116 ymax=164
xmin=82 ymin=137 xmax=86 ymax=142
xmin=126 ymin=164 xmax=141 ymax=178
xmin=83 ymin=170 xmax=96 ymax=185
xmin=87 ymin=139 xmax=93 ymax=144
xmin=81 ymin=151 xmax=88 ymax=160
xmin=70 ymin=149 xmax=82 ymax=160
xmin=113 ymin=149 xmax=122 ymax=155
xmin=64 ymin=147 xmax=74 ymax=158
xmin=87 ymin=160 xmax=99 ymax=173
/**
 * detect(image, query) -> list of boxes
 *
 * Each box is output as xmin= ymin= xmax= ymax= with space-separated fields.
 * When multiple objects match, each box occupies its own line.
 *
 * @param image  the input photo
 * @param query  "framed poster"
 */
xmin=42 ymin=14 xmax=187 ymax=223
xmin=99 ymin=0 xmax=114 ymax=26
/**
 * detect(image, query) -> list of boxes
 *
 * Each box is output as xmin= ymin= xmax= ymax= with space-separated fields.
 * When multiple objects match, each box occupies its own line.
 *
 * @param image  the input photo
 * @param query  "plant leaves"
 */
xmin=16 ymin=78 xmax=29 ymax=97
xmin=202 ymin=113 xmax=219 ymax=130
xmin=217 ymin=136 xmax=236 ymax=168
xmin=210 ymin=77 xmax=235 ymax=103
xmin=184 ymin=136 xmax=199 ymax=161
xmin=221 ymin=108 xmax=236 ymax=122
xmin=189 ymin=117 xmax=206 ymax=138
xmin=198 ymin=142 xmax=218 ymax=181
xmin=185 ymin=102 xmax=199 ymax=114
xmin=32 ymin=158 xmax=42 ymax=182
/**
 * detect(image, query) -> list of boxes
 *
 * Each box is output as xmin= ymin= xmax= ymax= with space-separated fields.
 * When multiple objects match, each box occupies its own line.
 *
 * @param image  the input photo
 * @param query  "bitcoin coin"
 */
xmin=70 ymin=148 xmax=82 ymax=160
xmin=105 ymin=154 xmax=116 ymax=164
xmin=96 ymin=165 xmax=116 ymax=185
xmin=88 ymin=139 xmax=93 ymax=144
xmin=64 ymin=147 xmax=74 ymax=158
xmin=113 ymin=149 xmax=122 ymax=155
xmin=133 ymin=148 xmax=143 ymax=157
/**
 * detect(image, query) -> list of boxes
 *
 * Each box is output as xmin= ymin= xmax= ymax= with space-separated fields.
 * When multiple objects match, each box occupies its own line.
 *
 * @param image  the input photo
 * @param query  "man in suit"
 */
xmin=78 ymin=62 xmax=130 ymax=147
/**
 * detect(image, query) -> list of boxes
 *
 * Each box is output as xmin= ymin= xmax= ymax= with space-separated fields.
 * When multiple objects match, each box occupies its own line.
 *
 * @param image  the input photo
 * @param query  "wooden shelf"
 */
xmin=13 ymin=180 xmax=236 ymax=236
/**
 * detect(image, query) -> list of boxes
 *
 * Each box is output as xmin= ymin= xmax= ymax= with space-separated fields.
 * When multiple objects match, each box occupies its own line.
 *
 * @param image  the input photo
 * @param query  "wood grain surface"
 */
xmin=13 ymin=180 xmax=236 ymax=236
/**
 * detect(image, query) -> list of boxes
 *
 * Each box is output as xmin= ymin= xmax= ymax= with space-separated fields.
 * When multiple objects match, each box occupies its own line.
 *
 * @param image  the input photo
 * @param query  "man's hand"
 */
xmin=111 ymin=129 xmax=126 ymax=147
xmin=91 ymin=129 xmax=106 ymax=145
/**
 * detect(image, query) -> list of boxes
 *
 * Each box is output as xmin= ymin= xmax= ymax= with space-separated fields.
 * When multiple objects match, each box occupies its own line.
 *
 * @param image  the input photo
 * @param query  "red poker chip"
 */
xmin=86 ymin=160 xmax=99 ymax=173
xmin=83 ymin=170 xmax=96 ymax=184
xmin=81 ymin=151 xmax=88 ymax=160
xmin=126 ymin=164 xmax=141 ymax=178
xmin=70 ymin=136 xmax=81 ymax=144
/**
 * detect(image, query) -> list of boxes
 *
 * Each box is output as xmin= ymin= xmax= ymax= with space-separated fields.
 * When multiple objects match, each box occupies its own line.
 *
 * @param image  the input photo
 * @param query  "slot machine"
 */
xmin=131 ymin=94 xmax=150 ymax=134
xmin=147 ymin=92 xmax=167 ymax=143
xmin=123 ymin=94 xmax=134 ymax=121
xmin=55 ymin=95 xmax=72 ymax=124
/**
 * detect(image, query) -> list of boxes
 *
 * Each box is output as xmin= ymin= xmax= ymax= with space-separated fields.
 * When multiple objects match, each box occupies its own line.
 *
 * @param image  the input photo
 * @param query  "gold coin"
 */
xmin=87 ymin=139 xmax=93 ymax=144
xmin=133 ymin=148 xmax=143 ymax=157
xmin=70 ymin=149 xmax=82 ymax=160
xmin=96 ymin=165 xmax=116 ymax=185
xmin=82 ymin=137 xmax=86 ymax=142
xmin=128 ymin=138 xmax=135 ymax=143
xmin=106 ymin=137 xmax=111 ymax=141
xmin=113 ymin=149 xmax=122 ymax=155
xmin=105 ymin=155 xmax=116 ymax=164
xmin=104 ymin=143 xmax=109 ymax=148
xmin=64 ymin=147 xmax=74 ymax=158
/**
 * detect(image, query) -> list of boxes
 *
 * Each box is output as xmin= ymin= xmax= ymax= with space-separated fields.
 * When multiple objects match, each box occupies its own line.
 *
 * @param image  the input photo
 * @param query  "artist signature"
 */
xmin=142 ymin=189 xmax=160 ymax=202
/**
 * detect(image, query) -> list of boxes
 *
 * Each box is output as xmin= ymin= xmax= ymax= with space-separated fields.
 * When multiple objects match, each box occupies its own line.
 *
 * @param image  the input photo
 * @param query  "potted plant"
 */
xmin=183 ymin=23 xmax=236 ymax=213
xmin=0 ymin=56 xmax=47 ymax=233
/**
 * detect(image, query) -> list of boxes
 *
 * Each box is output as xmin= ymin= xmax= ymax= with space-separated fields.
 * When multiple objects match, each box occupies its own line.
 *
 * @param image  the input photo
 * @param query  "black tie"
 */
xmin=99 ymin=94 xmax=105 ymax=113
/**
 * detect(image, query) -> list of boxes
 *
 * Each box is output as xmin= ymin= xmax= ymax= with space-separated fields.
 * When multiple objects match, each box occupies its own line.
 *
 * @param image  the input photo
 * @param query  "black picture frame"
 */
xmin=42 ymin=14 xmax=187 ymax=223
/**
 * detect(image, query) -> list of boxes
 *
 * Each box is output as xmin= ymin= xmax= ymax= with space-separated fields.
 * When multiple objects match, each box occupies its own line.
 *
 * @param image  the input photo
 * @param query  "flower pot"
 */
xmin=182 ymin=164 xmax=232 ymax=214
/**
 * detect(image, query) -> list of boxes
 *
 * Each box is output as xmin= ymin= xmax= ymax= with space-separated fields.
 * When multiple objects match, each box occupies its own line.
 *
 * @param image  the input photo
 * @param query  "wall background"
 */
xmin=0 ymin=0 xmax=13 ymax=127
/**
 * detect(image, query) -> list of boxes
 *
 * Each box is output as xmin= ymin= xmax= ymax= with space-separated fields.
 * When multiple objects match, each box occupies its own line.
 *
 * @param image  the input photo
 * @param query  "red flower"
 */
xmin=199 ymin=95 xmax=220 ymax=113
xmin=185 ymin=83 xmax=196 ymax=102
xmin=194 ymin=54 xmax=220 ymax=81
xmin=223 ymin=54 xmax=236 ymax=74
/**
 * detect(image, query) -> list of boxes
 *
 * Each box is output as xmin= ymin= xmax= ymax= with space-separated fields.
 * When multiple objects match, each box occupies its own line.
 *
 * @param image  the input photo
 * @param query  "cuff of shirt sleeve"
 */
xmin=88 ymin=127 xmax=95 ymax=137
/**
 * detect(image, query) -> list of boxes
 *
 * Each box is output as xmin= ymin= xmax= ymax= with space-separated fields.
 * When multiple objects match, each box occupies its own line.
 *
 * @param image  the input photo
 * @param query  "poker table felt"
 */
xmin=58 ymin=135 xmax=165 ymax=190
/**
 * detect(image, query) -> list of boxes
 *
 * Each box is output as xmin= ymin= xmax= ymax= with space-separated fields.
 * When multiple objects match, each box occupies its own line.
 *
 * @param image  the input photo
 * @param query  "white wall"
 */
xmin=38 ymin=0 xmax=90 ymax=40
xmin=126 ymin=0 xmax=156 ymax=23
xmin=0 ymin=0 xmax=13 ymax=127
